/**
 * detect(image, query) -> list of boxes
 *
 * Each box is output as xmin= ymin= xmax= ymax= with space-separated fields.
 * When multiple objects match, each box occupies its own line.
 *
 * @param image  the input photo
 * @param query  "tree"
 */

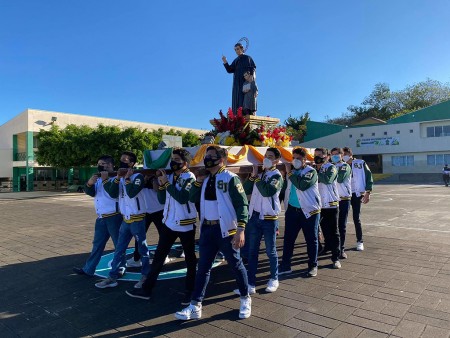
xmin=284 ymin=112 xmax=310 ymax=142
xmin=35 ymin=124 xmax=200 ymax=168
xmin=326 ymin=79 xmax=450 ymax=125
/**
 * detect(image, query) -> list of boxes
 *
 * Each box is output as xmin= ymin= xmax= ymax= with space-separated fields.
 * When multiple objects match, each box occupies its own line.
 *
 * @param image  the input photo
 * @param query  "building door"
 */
xmin=20 ymin=175 xmax=27 ymax=191
xmin=361 ymin=154 xmax=382 ymax=173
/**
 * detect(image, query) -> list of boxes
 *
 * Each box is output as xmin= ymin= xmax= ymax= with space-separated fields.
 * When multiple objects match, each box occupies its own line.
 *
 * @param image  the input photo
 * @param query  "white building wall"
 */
xmin=301 ymin=119 xmax=450 ymax=174
xmin=26 ymin=109 xmax=205 ymax=134
xmin=0 ymin=109 xmax=206 ymax=179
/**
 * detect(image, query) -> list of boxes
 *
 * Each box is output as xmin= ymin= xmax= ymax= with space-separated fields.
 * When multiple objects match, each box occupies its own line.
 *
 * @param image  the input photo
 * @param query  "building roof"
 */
xmin=304 ymin=120 xmax=343 ymax=142
xmin=351 ymin=117 xmax=387 ymax=126
xmin=387 ymin=99 xmax=450 ymax=124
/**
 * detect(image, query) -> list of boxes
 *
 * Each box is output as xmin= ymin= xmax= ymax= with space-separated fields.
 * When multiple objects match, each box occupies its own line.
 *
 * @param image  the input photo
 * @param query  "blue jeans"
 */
xmin=281 ymin=205 xmax=320 ymax=269
xmin=247 ymin=212 xmax=278 ymax=286
xmin=191 ymin=224 xmax=249 ymax=304
xmin=82 ymin=214 xmax=125 ymax=275
xmin=109 ymin=218 xmax=150 ymax=279
xmin=338 ymin=199 xmax=351 ymax=251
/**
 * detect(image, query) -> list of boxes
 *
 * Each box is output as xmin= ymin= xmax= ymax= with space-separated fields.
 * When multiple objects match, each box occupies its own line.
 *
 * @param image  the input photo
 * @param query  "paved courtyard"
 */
xmin=1 ymin=184 xmax=450 ymax=338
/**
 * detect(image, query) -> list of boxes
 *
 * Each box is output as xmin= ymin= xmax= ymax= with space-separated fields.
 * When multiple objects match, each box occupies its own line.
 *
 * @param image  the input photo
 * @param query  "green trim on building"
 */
xmin=13 ymin=134 xmax=18 ymax=161
xmin=26 ymin=131 xmax=34 ymax=191
xmin=304 ymin=121 xmax=344 ymax=142
xmin=387 ymin=99 xmax=450 ymax=125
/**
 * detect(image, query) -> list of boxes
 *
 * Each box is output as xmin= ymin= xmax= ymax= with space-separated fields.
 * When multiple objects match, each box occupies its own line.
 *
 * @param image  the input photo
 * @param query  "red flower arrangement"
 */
xmin=210 ymin=108 xmax=292 ymax=147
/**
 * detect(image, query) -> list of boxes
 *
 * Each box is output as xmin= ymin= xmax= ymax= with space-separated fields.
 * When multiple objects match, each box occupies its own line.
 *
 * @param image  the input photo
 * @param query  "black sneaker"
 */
xmin=125 ymin=288 xmax=151 ymax=300
xmin=73 ymin=267 xmax=91 ymax=276
xmin=181 ymin=291 xmax=192 ymax=305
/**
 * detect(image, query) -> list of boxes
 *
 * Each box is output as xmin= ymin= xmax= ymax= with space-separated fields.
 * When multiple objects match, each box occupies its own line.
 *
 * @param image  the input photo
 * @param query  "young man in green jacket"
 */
xmin=315 ymin=148 xmax=341 ymax=269
xmin=95 ymin=151 xmax=150 ymax=289
xmin=242 ymin=147 xmax=283 ymax=293
xmin=331 ymin=147 xmax=352 ymax=259
xmin=343 ymin=147 xmax=373 ymax=251
xmin=279 ymin=147 xmax=321 ymax=277
xmin=175 ymin=145 xmax=251 ymax=320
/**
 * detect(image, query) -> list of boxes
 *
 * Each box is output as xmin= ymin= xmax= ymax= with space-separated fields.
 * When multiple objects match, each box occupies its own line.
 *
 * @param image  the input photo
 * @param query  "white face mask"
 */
xmin=263 ymin=158 xmax=273 ymax=169
xmin=343 ymin=155 xmax=351 ymax=162
xmin=292 ymin=159 xmax=303 ymax=169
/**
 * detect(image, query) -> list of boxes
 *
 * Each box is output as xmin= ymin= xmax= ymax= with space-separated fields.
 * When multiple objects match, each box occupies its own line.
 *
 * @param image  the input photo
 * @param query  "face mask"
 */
xmin=331 ymin=155 xmax=341 ymax=163
xmin=119 ymin=161 xmax=129 ymax=169
xmin=342 ymin=155 xmax=351 ymax=162
xmin=97 ymin=165 xmax=105 ymax=172
xmin=204 ymin=157 xmax=218 ymax=169
xmin=314 ymin=156 xmax=325 ymax=164
xmin=170 ymin=160 xmax=184 ymax=171
xmin=292 ymin=159 xmax=303 ymax=169
xmin=263 ymin=158 xmax=273 ymax=169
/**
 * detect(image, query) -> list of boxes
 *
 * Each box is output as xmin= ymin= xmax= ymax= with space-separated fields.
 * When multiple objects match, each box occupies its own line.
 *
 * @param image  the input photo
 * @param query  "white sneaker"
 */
xmin=95 ymin=277 xmax=118 ymax=289
xmin=356 ymin=242 xmax=364 ymax=251
xmin=126 ymin=257 xmax=142 ymax=267
xmin=265 ymin=279 xmax=279 ymax=293
xmin=179 ymin=251 xmax=185 ymax=258
xmin=175 ymin=303 xmax=202 ymax=320
xmin=164 ymin=256 xmax=173 ymax=265
xmin=234 ymin=285 xmax=256 ymax=296
xmin=333 ymin=261 xmax=342 ymax=269
xmin=239 ymin=296 xmax=252 ymax=319
xmin=134 ymin=275 xmax=147 ymax=289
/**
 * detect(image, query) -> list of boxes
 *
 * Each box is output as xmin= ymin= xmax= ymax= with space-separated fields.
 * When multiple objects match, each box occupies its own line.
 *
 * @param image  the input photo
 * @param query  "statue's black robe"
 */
xmin=224 ymin=54 xmax=256 ymax=113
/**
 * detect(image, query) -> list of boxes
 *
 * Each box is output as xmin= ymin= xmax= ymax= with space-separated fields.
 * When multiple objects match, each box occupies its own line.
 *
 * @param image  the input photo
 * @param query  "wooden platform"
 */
xmin=210 ymin=114 xmax=280 ymax=128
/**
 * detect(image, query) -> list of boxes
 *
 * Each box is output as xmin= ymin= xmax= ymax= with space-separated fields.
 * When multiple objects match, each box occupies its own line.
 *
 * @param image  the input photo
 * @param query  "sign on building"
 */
xmin=162 ymin=135 xmax=182 ymax=148
xmin=356 ymin=137 xmax=399 ymax=147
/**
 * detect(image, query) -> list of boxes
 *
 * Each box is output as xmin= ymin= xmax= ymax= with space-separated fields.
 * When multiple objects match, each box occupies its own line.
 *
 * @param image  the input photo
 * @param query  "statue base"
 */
xmin=210 ymin=115 xmax=280 ymax=129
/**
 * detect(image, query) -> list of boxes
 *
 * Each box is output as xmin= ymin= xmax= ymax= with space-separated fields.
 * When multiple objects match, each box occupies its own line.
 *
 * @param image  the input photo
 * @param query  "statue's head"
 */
xmin=234 ymin=43 xmax=244 ymax=56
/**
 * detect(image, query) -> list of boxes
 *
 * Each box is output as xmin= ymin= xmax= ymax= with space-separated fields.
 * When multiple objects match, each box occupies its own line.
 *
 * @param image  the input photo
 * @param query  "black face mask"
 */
xmin=204 ymin=157 xmax=219 ymax=169
xmin=119 ymin=161 xmax=129 ymax=169
xmin=314 ymin=156 xmax=325 ymax=164
xmin=97 ymin=165 xmax=105 ymax=172
xmin=170 ymin=160 xmax=184 ymax=171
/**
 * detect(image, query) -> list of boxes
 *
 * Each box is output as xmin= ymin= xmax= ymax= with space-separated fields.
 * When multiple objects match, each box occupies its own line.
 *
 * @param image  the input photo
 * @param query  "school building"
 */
xmin=301 ymin=100 xmax=450 ymax=176
xmin=0 ymin=109 xmax=204 ymax=192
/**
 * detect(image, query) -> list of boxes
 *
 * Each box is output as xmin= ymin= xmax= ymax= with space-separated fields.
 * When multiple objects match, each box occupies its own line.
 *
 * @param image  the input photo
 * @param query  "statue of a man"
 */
xmin=222 ymin=42 xmax=256 ymax=113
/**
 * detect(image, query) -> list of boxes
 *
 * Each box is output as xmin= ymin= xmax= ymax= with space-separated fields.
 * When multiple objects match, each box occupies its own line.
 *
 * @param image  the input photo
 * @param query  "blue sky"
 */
xmin=1 ymin=0 xmax=450 ymax=131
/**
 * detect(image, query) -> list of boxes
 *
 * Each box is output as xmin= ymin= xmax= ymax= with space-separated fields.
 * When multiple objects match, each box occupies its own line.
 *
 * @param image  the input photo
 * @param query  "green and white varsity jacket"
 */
xmin=317 ymin=162 xmax=339 ymax=209
xmin=284 ymin=165 xmax=322 ymax=218
xmin=104 ymin=173 xmax=147 ymax=222
xmin=244 ymin=167 xmax=283 ymax=220
xmin=158 ymin=169 xmax=197 ymax=232
xmin=350 ymin=159 xmax=373 ymax=197
xmin=189 ymin=167 xmax=248 ymax=238
xmin=335 ymin=162 xmax=352 ymax=200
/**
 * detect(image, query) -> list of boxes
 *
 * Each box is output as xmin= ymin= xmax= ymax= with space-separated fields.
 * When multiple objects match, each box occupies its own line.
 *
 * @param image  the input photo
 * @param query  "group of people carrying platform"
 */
xmin=73 ymin=144 xmax=373 ymax=321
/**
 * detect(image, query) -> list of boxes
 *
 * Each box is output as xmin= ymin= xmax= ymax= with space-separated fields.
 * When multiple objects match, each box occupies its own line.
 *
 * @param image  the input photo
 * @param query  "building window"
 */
xmin=349 ymin=134 xmax=352 ymax=138
xmin=372 ymin=132 xmax=375 ymax=136
xmin=410 ymin=129 xmax=413 ymax=133
xmin=384 ymin=131 xmax=387 ymax=135
xmin=427 ymin=154 xmax=450 ymax=165
xmin=427 ymin=125 xmax=450 ymax=137
xmin=396 ymin=130 xmax=400 ymax=134
xmin=392 ymin=155 xmax=414 ymax=167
